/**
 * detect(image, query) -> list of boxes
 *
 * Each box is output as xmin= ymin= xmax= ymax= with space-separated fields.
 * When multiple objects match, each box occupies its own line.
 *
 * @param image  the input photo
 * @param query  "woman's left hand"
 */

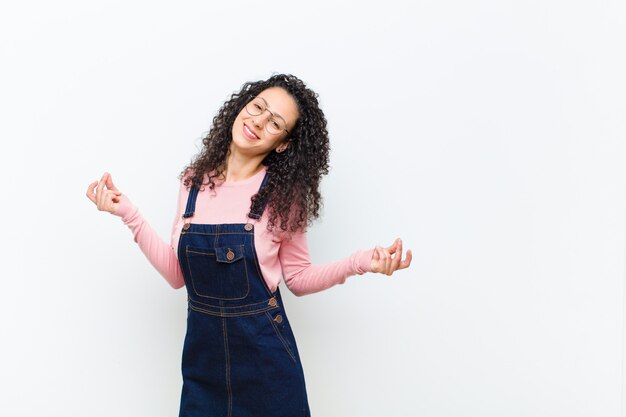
xmin=371 ymin=238 xmax=412 ymax=276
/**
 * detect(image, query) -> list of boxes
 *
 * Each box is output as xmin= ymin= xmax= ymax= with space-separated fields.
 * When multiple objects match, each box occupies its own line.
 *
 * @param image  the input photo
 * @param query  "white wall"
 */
xmin=1 ymin=1 xmax=625 ymax=416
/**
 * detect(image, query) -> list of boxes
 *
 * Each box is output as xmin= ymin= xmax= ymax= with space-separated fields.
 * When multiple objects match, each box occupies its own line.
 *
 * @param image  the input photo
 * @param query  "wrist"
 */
xmin=111 ymin=193 xmax=133 ymax=219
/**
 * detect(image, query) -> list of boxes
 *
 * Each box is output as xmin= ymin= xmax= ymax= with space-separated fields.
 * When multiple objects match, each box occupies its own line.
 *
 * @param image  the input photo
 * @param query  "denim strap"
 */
xmin=247 ymin=172 xmax=269 ymax=220
xmin=182 ymin=184 xmax=199 ymax=219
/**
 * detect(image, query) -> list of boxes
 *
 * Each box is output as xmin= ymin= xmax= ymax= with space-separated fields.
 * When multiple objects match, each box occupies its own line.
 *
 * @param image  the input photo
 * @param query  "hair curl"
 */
xmin=178 ymin=74 xmax=330 ymax=234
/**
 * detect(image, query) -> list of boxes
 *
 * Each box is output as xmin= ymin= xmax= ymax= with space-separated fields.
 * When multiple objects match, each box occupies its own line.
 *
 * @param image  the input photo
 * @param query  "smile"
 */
xmin=243 ymin=124 xmax=260 ymax=140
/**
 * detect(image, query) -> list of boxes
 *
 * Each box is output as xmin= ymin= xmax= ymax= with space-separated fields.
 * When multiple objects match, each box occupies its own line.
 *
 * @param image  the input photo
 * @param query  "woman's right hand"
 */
xmin=86 ymin=172 xmax=123 ymax=215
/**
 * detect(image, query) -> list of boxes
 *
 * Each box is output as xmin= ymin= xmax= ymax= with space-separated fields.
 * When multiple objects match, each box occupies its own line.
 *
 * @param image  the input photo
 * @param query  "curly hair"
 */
xmin=178 ymin=74 xmax=330 ymax=234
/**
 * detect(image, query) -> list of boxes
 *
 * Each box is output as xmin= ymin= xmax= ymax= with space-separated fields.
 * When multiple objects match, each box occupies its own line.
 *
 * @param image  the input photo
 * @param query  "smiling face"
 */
xmin=231 ymin=87 xmax=300 ymax=158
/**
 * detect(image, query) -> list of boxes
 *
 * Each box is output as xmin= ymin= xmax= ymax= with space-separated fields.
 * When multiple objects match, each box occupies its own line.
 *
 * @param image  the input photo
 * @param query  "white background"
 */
xmin=1 ymin=1 xmax=625 ymax=416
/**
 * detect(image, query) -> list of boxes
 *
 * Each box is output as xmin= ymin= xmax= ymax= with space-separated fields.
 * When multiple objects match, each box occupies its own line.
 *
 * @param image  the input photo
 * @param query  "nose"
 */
xmin=251 ymin=110 xmax=270 ymax=127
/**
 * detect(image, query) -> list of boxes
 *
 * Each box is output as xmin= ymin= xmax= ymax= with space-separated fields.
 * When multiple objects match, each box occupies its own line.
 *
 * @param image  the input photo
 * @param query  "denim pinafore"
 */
xmin=176 ymin=174 xmax=310 ymax=417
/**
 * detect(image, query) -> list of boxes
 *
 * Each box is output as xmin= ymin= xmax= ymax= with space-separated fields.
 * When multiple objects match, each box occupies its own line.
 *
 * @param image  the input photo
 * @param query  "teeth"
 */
xmin=244 ymin=125 xmax=258 ymax=139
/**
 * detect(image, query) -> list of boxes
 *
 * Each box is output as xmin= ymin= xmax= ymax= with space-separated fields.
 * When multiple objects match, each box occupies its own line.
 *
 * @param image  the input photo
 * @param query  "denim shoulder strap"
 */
xmin=247 ymin=172 xmax=269 ymax=220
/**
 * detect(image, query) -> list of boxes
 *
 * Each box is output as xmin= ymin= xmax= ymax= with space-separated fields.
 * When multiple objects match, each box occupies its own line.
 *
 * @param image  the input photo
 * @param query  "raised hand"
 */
xmin=370 ymin=238 xmax=412 ymax=276
xmin=86 ymin=172 xmax=123 ymax=215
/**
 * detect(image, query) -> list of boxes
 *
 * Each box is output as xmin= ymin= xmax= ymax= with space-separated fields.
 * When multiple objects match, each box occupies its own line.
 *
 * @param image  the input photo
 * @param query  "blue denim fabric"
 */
xmin=177 ymin=178 xmax=310 ymax=417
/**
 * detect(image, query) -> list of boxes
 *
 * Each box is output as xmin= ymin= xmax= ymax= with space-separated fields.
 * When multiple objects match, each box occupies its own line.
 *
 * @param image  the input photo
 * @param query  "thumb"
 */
xmin=105 ymin=173 xmax=120 ymax=193
xmin=386 ymin=239 xmax=400 ymax=253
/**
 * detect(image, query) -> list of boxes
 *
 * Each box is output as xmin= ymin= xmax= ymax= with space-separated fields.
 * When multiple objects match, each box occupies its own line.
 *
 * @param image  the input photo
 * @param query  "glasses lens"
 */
xmin=266 ymin=118 xmax=286 ymax=135
xmin=246 ymin=98 xmax=265 ymax=116
xmin=246 ymin=97 xmax=287 ymax=135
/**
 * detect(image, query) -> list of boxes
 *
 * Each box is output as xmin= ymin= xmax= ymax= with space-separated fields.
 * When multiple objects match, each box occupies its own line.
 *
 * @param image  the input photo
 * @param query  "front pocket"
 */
xmin=265 ymin=311 xmax=297 ymax=363
xmin=185 ymin=245 xmax=249 ymax=300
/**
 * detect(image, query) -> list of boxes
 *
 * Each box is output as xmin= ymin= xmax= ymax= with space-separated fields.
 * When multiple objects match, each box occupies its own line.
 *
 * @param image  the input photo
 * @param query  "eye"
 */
xmin=253 ymin=103 xmax=263 ymax=111
xmin=270 ymin=119 xmax=281 ymax=130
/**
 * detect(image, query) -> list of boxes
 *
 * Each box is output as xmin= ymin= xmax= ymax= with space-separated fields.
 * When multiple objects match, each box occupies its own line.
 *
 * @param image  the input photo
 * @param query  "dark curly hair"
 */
xmin=178 ymin=74 xmax=330 ymax=234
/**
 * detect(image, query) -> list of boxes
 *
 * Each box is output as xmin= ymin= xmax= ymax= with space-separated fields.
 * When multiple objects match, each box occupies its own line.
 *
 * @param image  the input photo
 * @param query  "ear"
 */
xmin=276 ymin=141 xmax=290 ymax=153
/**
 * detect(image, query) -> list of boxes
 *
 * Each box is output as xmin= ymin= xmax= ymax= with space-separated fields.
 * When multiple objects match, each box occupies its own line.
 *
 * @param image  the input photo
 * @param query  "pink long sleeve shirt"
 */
xmin=112 ymin=168 xmax=374 ymax=296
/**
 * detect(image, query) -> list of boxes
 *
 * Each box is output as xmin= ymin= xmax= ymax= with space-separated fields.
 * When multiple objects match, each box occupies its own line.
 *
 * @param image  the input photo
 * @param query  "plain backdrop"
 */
xmin=1 ymin=1 xmax=625 ymax=416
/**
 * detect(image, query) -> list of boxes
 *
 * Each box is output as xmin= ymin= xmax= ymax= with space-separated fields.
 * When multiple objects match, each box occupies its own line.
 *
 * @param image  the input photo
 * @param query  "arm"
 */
xmin=279 ymin=230 xmax=375 ymax=297
xmin=111 ymin=186 xmax=186 ymax=290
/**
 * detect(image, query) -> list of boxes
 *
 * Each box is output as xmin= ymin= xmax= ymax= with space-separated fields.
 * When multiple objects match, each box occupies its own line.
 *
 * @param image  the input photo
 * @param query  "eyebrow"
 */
xmin=257 ymin=96 xmax=287 ymax=124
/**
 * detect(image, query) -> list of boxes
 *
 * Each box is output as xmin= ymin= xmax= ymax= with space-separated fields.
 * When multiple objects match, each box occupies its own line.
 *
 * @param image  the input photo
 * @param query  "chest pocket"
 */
xmin=185 ymin=244 xmax=249 ymax=300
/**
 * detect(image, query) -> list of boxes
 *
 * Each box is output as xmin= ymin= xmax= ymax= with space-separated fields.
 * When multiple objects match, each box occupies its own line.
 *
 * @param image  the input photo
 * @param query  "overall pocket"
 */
xmin=185 ymin=245 xmax=249 ymax=300
xmin=265 ymin=311 xmax=297 ymax=363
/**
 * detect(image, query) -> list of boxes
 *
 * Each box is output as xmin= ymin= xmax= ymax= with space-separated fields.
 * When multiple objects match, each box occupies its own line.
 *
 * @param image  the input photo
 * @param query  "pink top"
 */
xmin=112 ymin=167 xmax=374 ymax=296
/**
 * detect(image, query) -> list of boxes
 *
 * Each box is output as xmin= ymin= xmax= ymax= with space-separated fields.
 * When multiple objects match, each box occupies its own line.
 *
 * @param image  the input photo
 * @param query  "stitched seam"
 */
xmin=222 ymin=319 xmax=232 ymax=417
xmin=185 ymin=246 xmax=249 ymax=301
xmin=265 ymin=312 xmax=296 ymax=363
xmin=241 ymin=245 xmax=250 ymax=298
xmin=187 ymin=245 xmax=244 ymax=263
xmin=190 ymin=304 xmax=277 ymax=317
xmin=177 ymin=223 xmax=186 ymax=280
xmin=184 ymin=232 xmax=248 ymax=236
xmin=187 ymin=249 xmax=216 ymax=255
xmin=185 ymin=246 xmax=207 ymax=298
xmin=190 ymin=297 xmax=276 ymax=309
xmin=250 ymin=232 xmax=275 ymax=296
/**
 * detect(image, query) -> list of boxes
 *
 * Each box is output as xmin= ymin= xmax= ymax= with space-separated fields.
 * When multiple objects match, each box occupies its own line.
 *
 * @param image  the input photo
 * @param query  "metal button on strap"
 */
xmin=183 ymin=223 xmax=190 ymax=231
xmin=244 ymin=223 xmax=253 ymax=231
xmin=268 ymin=297 xmax=277 ymax=307
xmin=226 ymin=249 xmax=235 ymax=261
xmin=274 ymin=314 xmax=283 ymax=324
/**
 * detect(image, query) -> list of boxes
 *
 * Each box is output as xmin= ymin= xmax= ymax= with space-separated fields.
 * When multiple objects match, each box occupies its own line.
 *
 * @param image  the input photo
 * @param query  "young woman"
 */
xmin=86 ymin=74 xmax=411 ymax=417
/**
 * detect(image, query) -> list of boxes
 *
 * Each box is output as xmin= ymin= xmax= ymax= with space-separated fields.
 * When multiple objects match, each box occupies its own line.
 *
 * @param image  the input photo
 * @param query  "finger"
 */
xmin=382 ymin=247 xmax=392 ymax=275
xmin=96 ymin=172 xmax=107 ymax=207
xmin=398 ymin=249 xmax=413 ymax=270
xmin=371 ymin=246 xmax=381 ymax=273
xmin=86 ymin=181 xmax=98 ymax=204
xmin=386 ymin=238 xmax=400 ymax=254
xmin=97 ymin=182 xmax=108 ymax=210
xmin=390 ymin=239 xmax=403 ymax=272
xmin=374 ymin=246 xmax=385 ymax=274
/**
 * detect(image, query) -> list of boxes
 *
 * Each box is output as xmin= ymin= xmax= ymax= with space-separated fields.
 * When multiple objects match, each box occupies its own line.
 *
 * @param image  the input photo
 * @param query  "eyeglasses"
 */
xmin=245 ymin=97 xmax=290 ymax=135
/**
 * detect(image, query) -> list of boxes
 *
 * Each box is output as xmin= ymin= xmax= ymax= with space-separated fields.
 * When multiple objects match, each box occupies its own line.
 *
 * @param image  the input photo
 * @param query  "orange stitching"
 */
xmin=190 ymin=304 xmax=276 ymax=318
xmin=249 ymin=233 xmax=275 ymax=296
xmin=186 ymin=249 xmax=216 ymax=255
xmin=190 ymin=297 xmax=277 ymax=310
xmin=265 ymin=312 xmax=296 ymax=363
xmin=222 ymin=319 xmax=232 ymax=417
xmin=184 ymin=232 xmax=248 ymax=236
xmin=185 ymin=246 xmax=250 ymax=301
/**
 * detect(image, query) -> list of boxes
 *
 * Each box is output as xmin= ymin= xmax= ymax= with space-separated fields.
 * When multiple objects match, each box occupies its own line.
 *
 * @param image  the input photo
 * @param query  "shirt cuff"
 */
xmin=355 ymin=248 xmax=375 ymax=274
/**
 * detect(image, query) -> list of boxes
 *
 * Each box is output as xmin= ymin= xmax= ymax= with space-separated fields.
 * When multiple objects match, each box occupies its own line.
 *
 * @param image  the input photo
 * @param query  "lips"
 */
xmin=243 ymin=124 xmax=260 ymax=140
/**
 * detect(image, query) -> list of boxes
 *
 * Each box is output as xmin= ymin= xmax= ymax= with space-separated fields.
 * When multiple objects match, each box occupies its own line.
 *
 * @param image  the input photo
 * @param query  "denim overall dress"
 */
xmin=176 ymin=175 xmax=311 ymax=417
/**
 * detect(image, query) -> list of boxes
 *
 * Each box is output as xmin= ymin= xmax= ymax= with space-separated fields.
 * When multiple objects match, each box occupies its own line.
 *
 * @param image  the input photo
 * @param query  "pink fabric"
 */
xmin=112 ymin=168 xmax=374 ymax=296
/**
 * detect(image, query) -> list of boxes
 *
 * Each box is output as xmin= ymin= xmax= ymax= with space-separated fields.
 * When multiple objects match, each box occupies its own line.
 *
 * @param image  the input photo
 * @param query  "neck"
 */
xmin=223 ymin=149 xmax=265 ymax=182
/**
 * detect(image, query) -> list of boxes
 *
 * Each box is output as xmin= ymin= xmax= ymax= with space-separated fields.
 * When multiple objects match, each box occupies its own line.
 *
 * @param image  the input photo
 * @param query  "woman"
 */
xmin=86 ymin=73 xmax=411 ymax=417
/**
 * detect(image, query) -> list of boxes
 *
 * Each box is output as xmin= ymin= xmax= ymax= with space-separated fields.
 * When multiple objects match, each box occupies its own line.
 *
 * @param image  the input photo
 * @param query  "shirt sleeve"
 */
xmin=111 ymin=185 xmax=186 ymax=290
xmin=279 ymin=230 xmax=375 ymax=296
